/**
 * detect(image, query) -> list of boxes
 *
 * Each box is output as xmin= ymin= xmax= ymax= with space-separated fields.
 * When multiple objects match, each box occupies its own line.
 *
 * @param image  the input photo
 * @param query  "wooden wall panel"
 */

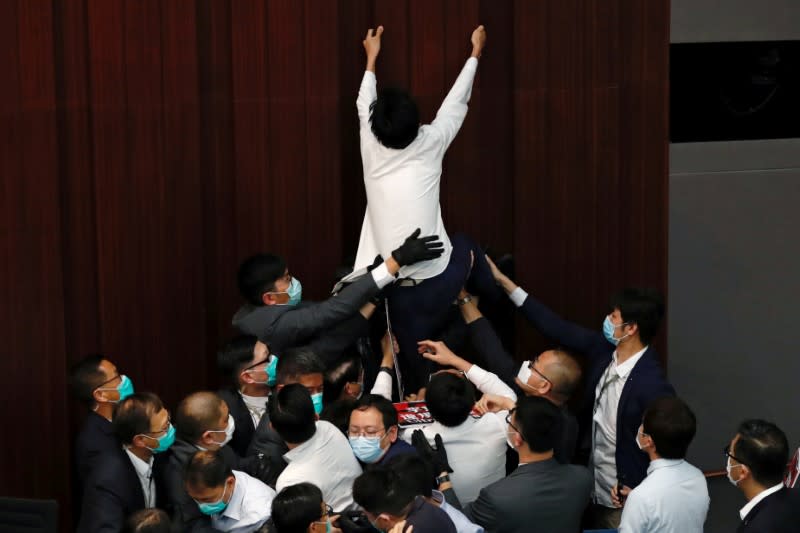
xmin=0 ymin=2 xmax=669 ymax=527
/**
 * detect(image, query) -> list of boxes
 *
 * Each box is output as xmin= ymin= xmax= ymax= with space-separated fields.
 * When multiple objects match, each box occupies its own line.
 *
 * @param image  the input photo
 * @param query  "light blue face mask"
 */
xmin=349 ymin=435 xmax=387 ymax=464
xmin=265 ymin=355 xmax=278 ymax=386
xmin=140 ymin=423 xmax=176 ymax=453
xmin=603 ymin=315 xmax=629 ymax=346
xmin=197 ymin=482 xmax=230 ymax=515
xmin=311 ymin=392 xmax=324 ymax=415
xmin=96 ymin=374 xmax=135 ymax=402
xmin=284 ymin=277 xmax=302 ymax=306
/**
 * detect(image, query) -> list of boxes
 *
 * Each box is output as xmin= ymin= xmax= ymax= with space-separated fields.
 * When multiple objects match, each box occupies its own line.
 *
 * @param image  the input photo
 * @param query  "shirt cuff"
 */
xmin=370 ymin=263 xmax=394 ymax=289
xmin=465 ymin=56 xmax=479 ymax=69
xmin=465 ymin=363 xmax=489 ymax=383
xmin=509 ymin=287 xmax=528 ymax=307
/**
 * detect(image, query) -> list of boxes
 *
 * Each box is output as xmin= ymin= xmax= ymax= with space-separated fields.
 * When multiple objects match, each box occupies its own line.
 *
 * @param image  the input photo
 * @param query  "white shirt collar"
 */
xmin=612 ymin=346 xmax=648 ymax=378
xmin=241 ymin=392 xmax=269 ymax=410
xmin=647 ymin=458 xmax=684 ymax=475
xmin=221 ymin=471 xmax=245 ymax=521
xmin=739 ymin=483 xmax=784 ymax=520
xmin=123 ymin=446 xmax=153 ymax=477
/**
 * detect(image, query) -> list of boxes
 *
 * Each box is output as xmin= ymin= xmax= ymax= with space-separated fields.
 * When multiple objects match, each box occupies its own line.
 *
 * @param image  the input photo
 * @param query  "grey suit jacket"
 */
xmin=464 ymin=458 xmax=592 ymax=533
xmin=231 ymin=272 xmax=379 ymax=363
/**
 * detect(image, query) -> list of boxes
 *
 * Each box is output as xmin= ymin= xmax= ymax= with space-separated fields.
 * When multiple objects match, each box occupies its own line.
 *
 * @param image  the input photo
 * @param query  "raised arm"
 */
xmin=429 ymin=25 xmax=486 ymax=149
xmin=357 ymin=26 xmax=383 ymax=128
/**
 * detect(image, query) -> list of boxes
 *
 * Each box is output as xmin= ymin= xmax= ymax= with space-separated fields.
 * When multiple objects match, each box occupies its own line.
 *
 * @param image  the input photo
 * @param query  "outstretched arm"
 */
xmin=357 ymin=26 xmax=383 ymax=128
xmin=429 ymin=25 xmax=486 ymax=149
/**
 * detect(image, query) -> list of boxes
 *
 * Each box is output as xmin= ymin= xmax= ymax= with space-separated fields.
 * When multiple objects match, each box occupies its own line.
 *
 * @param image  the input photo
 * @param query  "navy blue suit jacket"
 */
xmin=516 ymin=293 xmax=675 ymax=489
xmin=737 ymin=487 xmax=800 ymax=533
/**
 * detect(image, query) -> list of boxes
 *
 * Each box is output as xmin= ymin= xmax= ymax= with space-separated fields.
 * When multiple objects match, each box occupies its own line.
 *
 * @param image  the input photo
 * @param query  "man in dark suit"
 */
xmin=231 ymin=229 xmax=443 ymax=365
xmin=447 ymin=396 xmax=592 ymax=533
xmin=216 ymin=335 xmax=274 ymax=458
xmin=78 ymin=392 xmax=175 ymax=533
xmin=486 ymin=256 xmax=674 ymax=528
xmin=727 ymin=419 xmax=800 ymax=533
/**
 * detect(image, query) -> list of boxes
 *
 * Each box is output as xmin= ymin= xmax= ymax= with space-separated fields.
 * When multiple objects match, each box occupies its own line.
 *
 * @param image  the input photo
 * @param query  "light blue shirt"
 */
xmin=619 ymin=458 xmax=709 ymax=533
xmin=431 ymin=490 xmax=484 ymax=533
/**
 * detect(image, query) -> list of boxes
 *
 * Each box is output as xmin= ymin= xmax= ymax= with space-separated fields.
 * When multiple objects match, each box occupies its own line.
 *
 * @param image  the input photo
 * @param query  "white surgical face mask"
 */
xmin=208 ymin=414 xmax=236 ymax=447
xmin=517 ymin=361 xmax=532 ymax=386
xmin=636 ymin=431 xmax=645 ymax=450
xmin=726 ymin=456 xmax=743 ymax=486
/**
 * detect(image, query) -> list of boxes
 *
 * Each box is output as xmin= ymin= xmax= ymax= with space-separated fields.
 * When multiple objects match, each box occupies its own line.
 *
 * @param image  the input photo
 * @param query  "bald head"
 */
xmin=540 ymin=349 xmax=581 ymax=403
xmin=175 ymin=391 xmax=226 ymax=444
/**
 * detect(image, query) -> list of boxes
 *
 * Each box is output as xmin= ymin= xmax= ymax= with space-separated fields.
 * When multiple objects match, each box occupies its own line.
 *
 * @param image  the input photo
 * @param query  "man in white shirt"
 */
xmin=725 ymin=419 xmax=800 ymax=533
xmin=270 ymin=384 xmax=362 ymax=511
xmin=403 ymin=371 xmax=512 ymax=504
xmin=350 ymin=25 xmax=500 ymax=395
xmin=185 ymin=450 xmax=275 ymax=533
xmin=617 ymin=397 xmax=708 ymax=532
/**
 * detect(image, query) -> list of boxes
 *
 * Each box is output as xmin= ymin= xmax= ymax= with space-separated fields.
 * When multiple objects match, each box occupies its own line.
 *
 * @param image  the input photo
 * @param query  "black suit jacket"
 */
xmin=75 ymin=411 xmax=118 ymax=486
xmin=463 ymin=458 xmax=592 ymax=533
xmin=247 ymin=409 xmax=289 ymax=477
xmin=738 ymin=487 xmax=800 ymax=533
xmin=218 ymin=388 xmax=256 ymax=458
xmin=77 ymin=446 xmax=167 ymax=533
xmin=231 ymin=272 xmax=379 ymax=365
xmin=467 ymin=316 xmax=579 ymax=465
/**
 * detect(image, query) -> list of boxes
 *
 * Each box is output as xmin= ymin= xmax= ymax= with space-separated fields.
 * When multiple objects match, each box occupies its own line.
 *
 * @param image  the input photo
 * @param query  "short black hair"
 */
xmin=217 ymin=335 xmax=259 ymax=387
xmin=113 ymin=392 xmax=164 ymax=445
xmin=735 ymin=419 xmax=790 ymax=487
xmin=353 ymin=394 xmax=399 ymax=430
xmin=271 ymin=482 xmax=324 ymax=533
xmin=68 ymin=354 xmax=109 ymax=406
xmin=175 ymin=391 xmax=226 ymax=444
xmin=185 ymin=450 xmax=232 ymax=489
xmin=268 ymin=383 xmax=317 ymax=444
xmin=353 ymin=466 xmax=416 ymax=517
xmin=276 ymin=347 xmax=325 ymax=386
xmin=123 ymin=508 xmax=171 ymax=533
xmin=610 ymin=288 xmax=665 ymax=345
xmin=323 ymin=353 xmax=362 ymax=404
xmin=426 ymin=373 xmax=475 ymax=427
xmin=514 ymin=395 xmax=560 ymax=453
xmin=320 ymin=398 xmax=357 ymax=436
xmin=237 ymin=253 xmax=287 ymax=306
xmin=369 ymin=88 xmax=420 ymax=149
xmin=642 ymin=396 xmax=696 ymax=459
xmin=386 ymin=454 xmax=433 ymax=498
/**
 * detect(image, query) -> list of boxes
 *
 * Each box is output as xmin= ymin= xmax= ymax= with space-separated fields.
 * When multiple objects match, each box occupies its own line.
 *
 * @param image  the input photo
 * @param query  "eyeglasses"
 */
xmin=348 ymin=427 xmax=388 ymax=439
xmin=528 ymin=358 xmax=552 ymax=385
xmin=244 ymin=355 xmax=271 ymax=373
xmin=724 ymin=444 xmax=747 ymax=466
xmin=316 ymin=503 xmax=333 ymax=522
xmin=505 ymin=408 xmax=521 ymax=435
xmin=94 ymin=373 xmax=122 ymax=391
xmin=148 ymin=415 xmax=171 ymax=435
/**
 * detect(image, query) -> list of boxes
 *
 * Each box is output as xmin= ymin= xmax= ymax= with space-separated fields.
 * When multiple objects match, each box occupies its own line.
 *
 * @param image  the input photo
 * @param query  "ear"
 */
xmin=261 ymin=292 xmax=274 ymax=306
xmin=132 ymin=434 xmax=150 ymax=450
xmin=92 ymin=388 xmax=107 ymax=404
xmin=625 ymin=321 xmax=639 ymax=337
xmin=240 ymin=369 xmax=256 ymax=385
xmin=388 ymin=425 xmax=399 ymax=443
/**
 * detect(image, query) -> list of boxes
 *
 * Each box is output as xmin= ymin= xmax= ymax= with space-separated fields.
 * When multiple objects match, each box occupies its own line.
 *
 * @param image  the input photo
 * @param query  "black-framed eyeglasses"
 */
xmin=94 ymin=373 xmax=122 ymax=391
xmin=244 ymin=355 xmax=271 ymax=373
xmin=724 ymin=444 xmax=747 ymax=466
xmin=528 ymin=357 xmax=552 ymax=385
xmin=505 ymin=408 xmax=521 ymax=435
xmin=316 ymin=503 xmax=333 ymax=522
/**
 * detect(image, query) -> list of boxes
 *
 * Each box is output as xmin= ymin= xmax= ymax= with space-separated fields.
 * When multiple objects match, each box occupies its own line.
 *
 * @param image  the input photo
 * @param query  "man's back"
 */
xmin=276 ymin=420 xmax=362 ymax=511
xmin=619 ymin=459 xmax=709 ymax=533
xmin=739 ymin=487 xmax=800 ymax=533
xmin=464 ymin=459 xmax=591 ymax=533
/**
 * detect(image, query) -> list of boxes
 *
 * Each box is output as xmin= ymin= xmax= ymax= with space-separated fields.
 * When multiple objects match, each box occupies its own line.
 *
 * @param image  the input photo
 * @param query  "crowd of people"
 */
xmin=69 ymin=24 xmax=798 ymax=533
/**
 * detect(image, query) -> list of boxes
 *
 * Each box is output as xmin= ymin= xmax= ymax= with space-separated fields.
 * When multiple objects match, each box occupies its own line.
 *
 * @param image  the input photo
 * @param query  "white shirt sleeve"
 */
xmin=509 ymin=287 xmax=528 ymax=307
xmin=357 ymin=70 xmax=377 ymax=130
xmin=369 ymin=262 xmax=395 ymax=289
xmin=618 ymin=488 xmax=650 ymax=532
xmin=429 ymin=57 xmax=478 ymax=150
xmin=369 ymin=370 xmax=393 ymax=400
xmin=465 ymin=364 xmax=517 ymax=401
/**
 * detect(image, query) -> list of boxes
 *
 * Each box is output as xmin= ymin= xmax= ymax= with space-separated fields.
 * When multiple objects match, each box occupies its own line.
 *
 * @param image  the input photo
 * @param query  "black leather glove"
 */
xmin=412 ymin=429 xmax=453 ymax=474
xmin=391 ymin=228 xmax=444 ymax=267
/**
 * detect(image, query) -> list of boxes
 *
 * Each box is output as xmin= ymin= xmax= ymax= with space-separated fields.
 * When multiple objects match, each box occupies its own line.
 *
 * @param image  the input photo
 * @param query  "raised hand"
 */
xmin=418 ymin=339 xmax=458 ymax=368
xmin=471 ymin=25 xmax=486 ymax=57
xmin=363 ymin=26 xmax=384 ymax=59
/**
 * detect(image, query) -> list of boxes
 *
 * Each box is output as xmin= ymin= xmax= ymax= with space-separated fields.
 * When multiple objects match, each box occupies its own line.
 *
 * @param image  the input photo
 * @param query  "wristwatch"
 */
xmin=456 ymin=295 xmax=473 ymax=306
xmin=435 ymin=473 xmax=450 ymax=486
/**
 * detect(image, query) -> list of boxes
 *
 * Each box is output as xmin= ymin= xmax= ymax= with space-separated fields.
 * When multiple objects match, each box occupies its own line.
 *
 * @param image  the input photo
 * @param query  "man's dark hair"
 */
xmin=185 ymin=450 xmax=233 ymax=489
xmin=174 ymin=391 xmax=226 ymax=443
xmin=323 ymin=353 xmax=362 ymax=404
xmin=320 ymin=398 xmax=357 ymax=436
xmin=123 ymin=508 xmax=171 ymax=533
xmin=237 ymin=253 xmax=287 ymax=306
xmin=271 ymin=482 xmax=324 ymax=533
xmin=610 ymin=288 xmax=665 ymax=345
xmin=217 ymin=335 xmax=259 ymax=388
xmin=276 ymin=347 xmax=325 ymax=385
xmin=268 ymin=383 xmax=317 ymax=444
xmin=514 ymin=395 xmax=560 ymax=453
xmin=735 ymin=419 xmax=790 ymax=487
xmin=642 ymin=396 xmax=696 ymax=459
xmin=353 ymin=466 xmax=416 ymax=517
xmin=369 ymin=88 xmax=420 ymax=149
xmin=352 ymin=394 xmax=399 ymax=430
xmin=68 ymin=354 xmax=109 ymax=406
xmin=386 ymin=454 xmax=434 ymax=498
xmin=426 ymin=373 xmax=475 ymax=427
xmin=113 ymin=392 xmax=164 ymax=445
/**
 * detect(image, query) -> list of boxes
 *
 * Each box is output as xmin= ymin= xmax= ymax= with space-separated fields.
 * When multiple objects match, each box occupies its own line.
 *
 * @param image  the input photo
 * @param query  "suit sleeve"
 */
xmin=266 ymin=274 xmax=379 ymax=349
xmin=467 ymin=317 xmax=516 ymax=385
xmin=462 ymin=488 xmax=498 ymax=530
xmin=77 ymin=483 xmax=128 ymax=533
xmin=306 ymin=313 xmax=370 ymax=367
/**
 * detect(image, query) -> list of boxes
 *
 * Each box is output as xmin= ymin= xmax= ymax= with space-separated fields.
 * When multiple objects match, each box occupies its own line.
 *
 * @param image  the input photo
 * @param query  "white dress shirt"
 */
xmin=370 ymin=370 xmax=393 ymax=401
xmin=592 ymin=347 xmax=647 ymax=507
xmin=739 ymin=482 xmax=785 ymax=520
xmin=618 ymin=458 xmax=709 ymax=533
xmin=211 ymin=470 xmax=275 ymax=533
xmin=124 ymin=448 xmax=155 ymax=508
xmin=276 ymin=421 xmax=362 ymax=511
xmin=465 ymin=364 xmax=518 ymax=402
xmin=403 ymin=410 xmax=508 ymax=504
xmin=241 ymin=393 xmax=268 ymax=428
xmin=349 ymin=57 xmax=479 ymax=281
xmin=431 ymin=490 xmax=484 ymax=533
